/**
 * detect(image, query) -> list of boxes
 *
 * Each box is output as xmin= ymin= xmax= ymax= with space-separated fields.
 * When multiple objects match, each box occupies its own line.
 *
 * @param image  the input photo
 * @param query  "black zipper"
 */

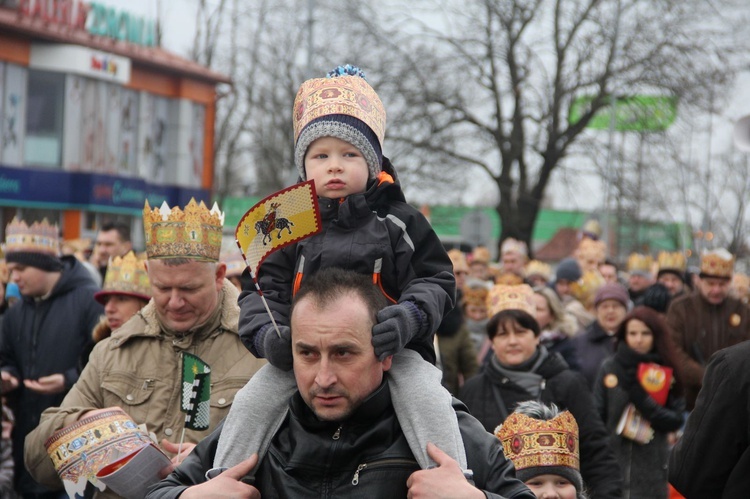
xmin=351 ymin=458 xmax=419 ymax=485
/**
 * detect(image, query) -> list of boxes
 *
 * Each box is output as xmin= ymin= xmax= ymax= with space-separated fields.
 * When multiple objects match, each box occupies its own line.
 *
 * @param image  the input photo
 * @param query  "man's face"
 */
xmin=501 ymin=252 xmax=525 ymax=275
xmin=699 ymin=276 xmax=731 ymax=305
xmin=628 ymin=273 xmax=652 ymax=293
xmin=94 ymin=229 xmax=131 ymax=266
xmin=599 ymin=264 xmax=618 ymax=284
xmin=147 ymin=260 xmax=225 ymax=333
xmin=595 ymin=299 xmax=627 ymax=333
xmin=103 ymin=294 xmax=147 ymax=329
xmin=469 ymin=262 xmax=489 ymax=280
xmin=292 ymin=292 xmax=392 ymax=422
xmin=658 ymin=272 xmax=684 ymax=297
xmin=8 ymin=263 xmax=53 ymax=297
xmin=555 ymin=279 xmax=572 ymax=298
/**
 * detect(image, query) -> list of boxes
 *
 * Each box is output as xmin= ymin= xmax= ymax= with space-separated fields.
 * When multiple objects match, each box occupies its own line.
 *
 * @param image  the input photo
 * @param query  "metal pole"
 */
xmin=602 ymin=0 xmax=622 ymax=259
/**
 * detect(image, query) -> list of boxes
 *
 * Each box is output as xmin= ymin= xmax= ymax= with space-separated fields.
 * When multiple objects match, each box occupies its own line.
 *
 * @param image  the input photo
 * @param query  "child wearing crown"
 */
xmin=217 ymin=66 xmax=464 ymax=471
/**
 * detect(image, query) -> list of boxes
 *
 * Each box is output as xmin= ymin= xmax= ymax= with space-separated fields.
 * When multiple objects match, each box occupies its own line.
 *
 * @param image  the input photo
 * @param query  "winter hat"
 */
xmin=555 ymin=258 xmax=582 ymax=283
xmin=4 ymin=217 xmax=63 ymax=272
xmin=495 ymin=402 xmax=583 ymax=494
xmin=594 ymin=282 xmax=629 ymax=308
xmin=293 ymin=64 xmax=386 ymax=181
xmin=642 ymin=283 xmax=671 ymax=314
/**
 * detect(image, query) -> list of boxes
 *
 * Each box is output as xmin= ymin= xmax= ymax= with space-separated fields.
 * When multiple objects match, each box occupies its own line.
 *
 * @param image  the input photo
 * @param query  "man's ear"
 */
xmin=381 ymin=355 xmax=393 ymax=372
xmin=215 ymin=262 xmax=227 ymax=289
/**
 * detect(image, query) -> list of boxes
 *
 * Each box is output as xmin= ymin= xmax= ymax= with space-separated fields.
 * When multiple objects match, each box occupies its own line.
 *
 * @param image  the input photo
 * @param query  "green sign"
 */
xmin=569 ymin=95 xmax=677 ymax=132
xmin=219 ymin=196 xmax=261 ymax=230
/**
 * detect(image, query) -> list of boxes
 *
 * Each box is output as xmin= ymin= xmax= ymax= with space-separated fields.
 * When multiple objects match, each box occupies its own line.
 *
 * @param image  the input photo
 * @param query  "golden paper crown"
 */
xmin=700 ymin=248 xmax=734 ymax=278
xmin=293 ymin=75 xmax=385 ymax=149
xmin=501 ymin=238 xmax=528 ymax=257
xmin=487 ymin=284 xmax=535 ymax=318
xmin=4 ymin=217 xmax=60 ymax=256
xmin=471 ymin=246 xmax=491 ymax=265
xmin=221 ymin=249 xmax=246 ymax=278
xmin=462 ymin=286 xmax=489 ymax=309
xmin=447 ymin=249 xmax=469 ymax=273
xmin=657 ymin=251 xmax=686 ymax=273
xmin=95 ymin=251 xmax=150 ymax=304
xmin=576 ymin=239 xmax=607 ymax=271
xmin=494 ymin=410 xmax=580 ymax=473
xmin=525 ymin=260 xmax=551 ymax=280
xmin=143 ymin=198 xmax=224 ymax=262
xmin=627 ymin=253 xmax=653 ymax=273
xmin=494 ymin=272 xmax=525 ymax=286
xmin=569 ymin=269 xmax=605 ymax=309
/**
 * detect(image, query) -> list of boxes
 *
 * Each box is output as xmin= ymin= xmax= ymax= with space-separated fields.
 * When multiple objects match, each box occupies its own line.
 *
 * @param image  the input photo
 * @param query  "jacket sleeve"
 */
xmin=145 ymin=423 xmax=224 ymax=499
xmin=63 ymin=295 xmax=102 ymax=387
xmin=669 ymin=348 xmax=748 ymax=497
xmin=665 ymin=300 xmax=705 ymax=387
xmin=457 ymin=327 xmax=480 ymax=385
xmin=592 ymin=363 xmax=609 ymax=424
xmin=0 ymin=308 xmax=21 ymax=380
xmin=237 ymin=246 xmax=297 ymax=357
xmin=455 ymin=402 xmax=536 ymax=499
xmin=24 ymin=342 xmax=108 ymax=489
xmin=388 ymin=203 xmax=456 ymax=340
xmin=554 ymin=371 xmax=624 ymax=499
xmin=626 ymin=382 xmax=685 ymax=433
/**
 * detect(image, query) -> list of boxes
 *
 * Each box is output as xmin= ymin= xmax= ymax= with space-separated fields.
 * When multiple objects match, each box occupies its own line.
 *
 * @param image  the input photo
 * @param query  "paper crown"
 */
xmin=494 ymin=410 xmax=580 ymax=473
xmin=4 ymin=217 xmax=60 ymax=256
xmin=501 ymin=238 xmax=528 ymax=257
xmin=447 ymin=249 xmax=469 ymax=273
xmin=700 ymin=248 xmax=734 ymax=278
xmin=576 ymin=239 xmax=607 ymax=269
xmin=627 ymin=253 xmax=653 ymax=274
xmin=487 ymin=284 xmax=535 ymax=318
xmin=462 ymin=286 xmax=489 ymax=308
xmin=221 ymin=249 xmax=246 ymax=278
xmin=569 ymin=269 xmax=605 ymax=309
xmin=471 ymin=246 xmax=491 ymax=265
xmin=525 ymin=260 xmax=551 ymax=280
xmin=657 ymin=251 xmax=686 ymax=273
xmin=293 ymin=74 xmax=385 ymax=150
xmin=143 ymin=199 xmax=224 ymax=262
xmin=94 ymin=251 xmax=150 ymax=304
xmin=581 ymin=219 xmax=602 ymax=239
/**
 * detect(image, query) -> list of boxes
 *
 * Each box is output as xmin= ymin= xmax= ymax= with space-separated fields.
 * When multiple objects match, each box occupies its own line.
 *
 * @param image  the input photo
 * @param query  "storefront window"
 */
xmin=25 ymin=70 xmax=65 ymax=168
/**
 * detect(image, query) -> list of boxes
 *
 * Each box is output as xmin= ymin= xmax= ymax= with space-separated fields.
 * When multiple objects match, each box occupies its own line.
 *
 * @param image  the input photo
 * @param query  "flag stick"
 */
xmin=236 ymin=240 xmax=284 ymax=339
xmin=176 ymin=427 xmax=187 ymax=465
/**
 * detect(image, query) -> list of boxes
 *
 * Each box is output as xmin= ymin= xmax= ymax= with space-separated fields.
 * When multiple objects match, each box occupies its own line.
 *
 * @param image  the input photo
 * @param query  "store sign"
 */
xmin=30 ymin=44 xmax=131 ymax=84
xmin=17 ymin=0 xmax=156 ymax=47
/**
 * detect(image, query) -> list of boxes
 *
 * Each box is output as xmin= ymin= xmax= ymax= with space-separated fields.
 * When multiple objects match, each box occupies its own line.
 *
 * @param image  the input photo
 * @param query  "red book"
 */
xmin=637 ymin=362 xmax=673 ymax=406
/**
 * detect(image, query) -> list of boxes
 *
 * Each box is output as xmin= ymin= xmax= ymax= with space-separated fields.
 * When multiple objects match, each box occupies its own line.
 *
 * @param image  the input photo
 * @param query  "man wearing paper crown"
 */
xmin=0 ymin=217 xmax=103 ymax=498
xmin=460 ymin=284 xmax=623 ymax=498
xmin=655 ymin=251 xmax=687 ymax=298
xmin=666 ymin=248 xmax=750 ymax=409
xmin=626 ymin=252 xmax=654 ymax=305
xmin=24 ymin=199 xmax=266 ymax=498
xmin=234 ymin=65 xmax=462 ymax=471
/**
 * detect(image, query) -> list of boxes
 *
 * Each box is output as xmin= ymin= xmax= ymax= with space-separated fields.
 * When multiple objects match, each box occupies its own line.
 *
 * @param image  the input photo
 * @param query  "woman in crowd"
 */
xmin=459 ymin=284 xmax=622 ymax=499
xmin=495 ymin=400 xmax=588 ymax=499
xmin=532 ymin=287 xmax=580 ymax=370
xmin=593 ymin=306 xmax=685 ymax=499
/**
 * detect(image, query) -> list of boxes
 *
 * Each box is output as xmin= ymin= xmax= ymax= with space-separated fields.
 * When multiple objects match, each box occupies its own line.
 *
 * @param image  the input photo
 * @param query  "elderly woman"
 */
xmin=459 ymin=284 xmax=622 ymax=499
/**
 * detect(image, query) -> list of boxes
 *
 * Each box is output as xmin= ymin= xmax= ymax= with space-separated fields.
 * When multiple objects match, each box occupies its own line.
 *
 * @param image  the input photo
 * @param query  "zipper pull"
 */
xmin=141 ymin=379 xmax=154 ymax=390
xmin=332 ymin=425 xmax=342 ymax=440
xmin=352 ymin=463 xmax=366 ymax=485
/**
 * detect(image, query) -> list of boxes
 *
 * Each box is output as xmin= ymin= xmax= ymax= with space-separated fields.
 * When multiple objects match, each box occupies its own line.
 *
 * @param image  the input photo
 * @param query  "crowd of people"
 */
xmin=1 ymin=64 xmax=748 ymax=499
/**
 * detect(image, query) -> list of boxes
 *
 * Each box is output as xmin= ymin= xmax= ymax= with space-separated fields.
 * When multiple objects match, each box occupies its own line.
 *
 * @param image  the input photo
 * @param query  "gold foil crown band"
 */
xmin=627 ymin=253 xmax=653 ymax=273
xmin=657 ymin=251 xmax=686 ymax=273
xmin=700 ymin=248 xmax=734 ymax=278
xmin=487 ymin=284 xmax=536 ymax=318
xmin=95 ymin=251 xmax=150 ymax=303
xmin=4 ymin=217 xmax=60 ymax=256
xmin=143 ymin=198 xmax=224 ymax=262
xmin=293 ymin=75 xmax=386 ymax=149
xmin=495 ymin=410 xmax=580 ymax=472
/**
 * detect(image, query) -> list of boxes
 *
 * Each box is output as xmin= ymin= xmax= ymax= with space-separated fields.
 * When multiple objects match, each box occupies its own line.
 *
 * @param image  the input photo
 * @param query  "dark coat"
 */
xmin=459 ymin=350 xmax=623 ymax=499
xmin=146 ymin=381 xmax=535 ymax=499
xmin=0 ymin=256 xmax=101 ymax=494
xmin=666 ymin=291 xmax=750 ymax=409
xmin=670 ymin=340 xmax=750 ymax=499
xmin=437 ymin=325 xmax=479 ymax=396
xmin=572 ymin=320 xmax=618 ymax=389
xmin=593 ymin=346 xmax=685 ymax=499
xmin=238 ymin=158 xmax=455 ymax=364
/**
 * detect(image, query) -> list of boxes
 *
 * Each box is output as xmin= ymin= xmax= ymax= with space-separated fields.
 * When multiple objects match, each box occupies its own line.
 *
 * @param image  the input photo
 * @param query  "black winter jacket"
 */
xmin=572 ymin=320 xmax=618 ymax=389
xmin=0 ymin=256 xmax=101 ymax=494
xmin=146 ymin=381 xmax=535 ymax=499
xmin=593 ymin=345 xmax=685 ymax=499
xmin=239 ymin=158 xmax=455 ymax=364
xmin=459 ymin=349 xmax=623 ymax=499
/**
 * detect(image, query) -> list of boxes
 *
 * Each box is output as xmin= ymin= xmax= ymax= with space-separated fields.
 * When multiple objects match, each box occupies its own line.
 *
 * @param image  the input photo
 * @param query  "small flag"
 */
xmin=235 ymin=180 xmax=322 ymax=276
xmin=182 ymin=353 xmax=211 ymax=431
xmin=637 ymin=362 xmax=673 ymax=406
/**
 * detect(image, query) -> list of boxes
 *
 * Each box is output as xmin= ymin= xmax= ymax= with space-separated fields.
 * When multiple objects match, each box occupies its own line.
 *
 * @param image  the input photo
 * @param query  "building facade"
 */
xmin=0 ymin=0 xmax=228 ymax=248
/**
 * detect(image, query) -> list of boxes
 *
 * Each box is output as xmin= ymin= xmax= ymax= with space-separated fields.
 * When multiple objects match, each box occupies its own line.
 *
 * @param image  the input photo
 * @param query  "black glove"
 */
xmin=260 ymin=324 xmax=293 ymax=371
xmin=371 ymin=302 xmax=423 ymax=360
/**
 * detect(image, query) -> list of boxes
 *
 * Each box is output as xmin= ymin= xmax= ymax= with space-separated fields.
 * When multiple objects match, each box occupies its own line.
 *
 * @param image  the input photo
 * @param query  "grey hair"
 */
xmin=513 ymin=400 xmax=561 ymax=421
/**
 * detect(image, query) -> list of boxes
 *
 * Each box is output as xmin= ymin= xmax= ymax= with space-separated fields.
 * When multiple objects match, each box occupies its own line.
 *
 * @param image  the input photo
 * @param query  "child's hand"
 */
xmin=371 ymin=302 xmax=422 ymax=360
xmin=263 ymin=325 xmax=293 ymax=371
